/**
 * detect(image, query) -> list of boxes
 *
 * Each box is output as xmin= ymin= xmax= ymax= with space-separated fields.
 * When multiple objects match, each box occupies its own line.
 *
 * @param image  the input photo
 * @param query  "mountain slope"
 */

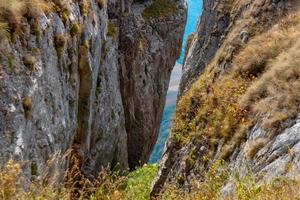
xmin=152 ymin=0 xmax=300 ymax=197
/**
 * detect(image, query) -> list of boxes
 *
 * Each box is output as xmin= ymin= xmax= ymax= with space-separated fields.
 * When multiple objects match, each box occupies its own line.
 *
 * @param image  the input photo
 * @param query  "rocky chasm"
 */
xmin=0 ymin=0 xmax=186 ymax=179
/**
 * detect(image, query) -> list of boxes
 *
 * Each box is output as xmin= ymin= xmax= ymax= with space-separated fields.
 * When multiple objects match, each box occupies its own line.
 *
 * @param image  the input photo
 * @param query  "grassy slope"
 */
xmin=173 ymin=6 xmax=300 ymax=161
xmin=165 ymin=1 xmax=300 ymax=199
xmin=125 ymin=164 xmax=159 ymax=200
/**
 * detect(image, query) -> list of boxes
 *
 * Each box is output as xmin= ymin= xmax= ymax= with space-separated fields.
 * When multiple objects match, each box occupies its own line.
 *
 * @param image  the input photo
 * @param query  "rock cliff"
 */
xmin=0 ymin=0 xmax=186 ymax=179
xmin=152 ymin=0 xmax=300 ymax=197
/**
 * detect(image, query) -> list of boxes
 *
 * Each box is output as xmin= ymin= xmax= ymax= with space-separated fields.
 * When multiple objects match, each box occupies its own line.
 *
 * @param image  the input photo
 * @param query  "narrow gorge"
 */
xmin=1 ymin=0 xmax=300 ymax=199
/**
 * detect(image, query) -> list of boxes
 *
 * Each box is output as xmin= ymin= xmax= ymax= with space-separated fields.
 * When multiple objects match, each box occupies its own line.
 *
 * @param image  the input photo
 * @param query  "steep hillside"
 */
xmin=0 ymin=0 xmax=186 ymax=180
xmin=152 ymin=0 xmax=300 ymax=198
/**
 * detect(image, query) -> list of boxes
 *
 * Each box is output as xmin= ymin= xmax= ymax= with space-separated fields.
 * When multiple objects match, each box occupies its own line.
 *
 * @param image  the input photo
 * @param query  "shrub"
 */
xmin=97 ymin=0 xmax=106 ymax=10
xmin=0 ymin=0 xmax=50 ymax=33
xmin=79 ymin=0 xmax=89 ymax=15
xmin=24 ymin=0 xmax=50 ymax=19
xmin=70 ymin=23 xmax=80 ymax=37
xmin=0 ymin=0 xmax=24 ymax=31
xmin=107 ymin=21 xmax=117 ymax=39
xmin=23 ymin=54 xmax=35 ymax=72
xmin=142 ymin=0 xmax=177 ymax=21
xmin=22 ymin=97 xmax=32 ymax=118
xmin=54 ymin=34 xmax=66 ymax=58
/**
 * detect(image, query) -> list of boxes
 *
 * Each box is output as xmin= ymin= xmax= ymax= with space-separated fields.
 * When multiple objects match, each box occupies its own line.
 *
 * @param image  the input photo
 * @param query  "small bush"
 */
xmin=142 ymin=0 xmax=177 ymax=21
xmin=22 ymin=97 xmax=32 ymax=118
xmin=70 ymin=23 xmax=80 ymax=37
xmin=24 ymin=0 xmax=50 ymax=19
xmin=23 ymin=54 xmax=35 ymax=72
xmin=107 ymin=21 xmax=117 ymax=39
xmin=0 ymin=0 xmax=50 ymax=33
xmin=54 ymin=34 xmax=66 ymax=58
xmin=0 ymin=0 xmax=24 ymax=31
xmin=97 ymin=0 xmax=106 ymax=10
xmin=79 ymin=0 xmax=89 ymax=15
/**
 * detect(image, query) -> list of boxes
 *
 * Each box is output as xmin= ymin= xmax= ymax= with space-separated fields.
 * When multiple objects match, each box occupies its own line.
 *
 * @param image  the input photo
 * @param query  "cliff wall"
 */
xmin=0 ymin=0 xmax=186 ymax=179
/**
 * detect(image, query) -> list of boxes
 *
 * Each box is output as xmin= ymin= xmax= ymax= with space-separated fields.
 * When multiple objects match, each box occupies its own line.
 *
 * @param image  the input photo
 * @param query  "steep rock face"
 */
xmin=82 ymin=36 xmax=128 ymax=175
xmin=152 ymin=0 xmax=300 ymax=196
xmin=119 ymin=1 xmax=186 ymax=168
xmin=0 ymin=1 xmax=120 ymax=179
xmin=178 ymin=0 xmax=230 ymax=97
xmin=0 ymin=0 xmax=186 ymax=179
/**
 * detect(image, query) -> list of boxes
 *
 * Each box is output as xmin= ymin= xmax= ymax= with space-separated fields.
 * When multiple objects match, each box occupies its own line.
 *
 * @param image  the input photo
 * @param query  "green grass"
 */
xmin=0 ymin=159 xmax=158 ymax=200
xmin=125 ymin=164 xmax=159 ymax=200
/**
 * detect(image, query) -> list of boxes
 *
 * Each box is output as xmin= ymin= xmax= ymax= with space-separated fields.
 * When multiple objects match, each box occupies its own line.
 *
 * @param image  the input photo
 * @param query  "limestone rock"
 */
xmin=0 ymin=0 xmax=187 ymax=180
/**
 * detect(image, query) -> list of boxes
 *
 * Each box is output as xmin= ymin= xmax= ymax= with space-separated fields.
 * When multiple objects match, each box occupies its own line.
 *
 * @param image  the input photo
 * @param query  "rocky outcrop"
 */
xmin=178 ymin=0 xmax=231 ymax=97
xmin=119 ymin=1 xmax=186 ymax=168
xmin=152 ymin=0 xmax=299 ymax=196
xmin=0 ymin=0 xmax=186 ymax=180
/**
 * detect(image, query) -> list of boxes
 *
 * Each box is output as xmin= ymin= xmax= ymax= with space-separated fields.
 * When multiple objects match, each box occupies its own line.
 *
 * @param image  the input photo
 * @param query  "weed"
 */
xmin=22 ymin=97 xmax=32 ymax=119
xmin=107 ymin=21 xmax=117 ymax=39
xmin=54 ymin=34 xmax=66 ymax=58
xmin=23 ymin=54 xmax=35 ymax=72
xmin=97 ymin=0 xmax=106 ymax=10
xmin=70 ymin=23 xmax=80 ymax=37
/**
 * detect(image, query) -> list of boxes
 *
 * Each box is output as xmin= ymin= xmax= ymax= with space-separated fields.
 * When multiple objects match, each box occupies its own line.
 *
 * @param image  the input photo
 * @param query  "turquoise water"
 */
xmin=178 ymin=0 xmax=203 ymax=64
xmin=148 ymin=0 xmax=202 ymax=163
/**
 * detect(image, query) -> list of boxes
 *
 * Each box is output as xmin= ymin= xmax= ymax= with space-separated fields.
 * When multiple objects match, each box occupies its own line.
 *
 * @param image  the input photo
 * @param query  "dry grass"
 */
xmin=0 ymin=159 xmax=158 ymax=200
xmin=238 ymin=11 xmax=300 ymax=138
xmin=172 ymin=69 xmax=250 ymax=155
xmin=107 ymin=21 xmax=117 ymax=39
xmin=0 ymin=0 xmax=24 ymax=31
xmin=0 ymin=0 xmax=50 ymax=35
xmin=160 ymin=160 xmax=300 ymax=200
xmin=97 ymin=0 xmax=106 ymax=10
xmin=0 ymin=160 xmax=22 ymax=199
xmin=22 ymin=96 xmax=32 ymax=118
xmin=23 ymin=54 xmax=35 ymax=71
xmin=0 ymin=22 xmax=9 ymax=41
xmin=173 ymin=10 xmax=300 ymax=160
xmin=246 ymin=138 xmax=268 ymax=159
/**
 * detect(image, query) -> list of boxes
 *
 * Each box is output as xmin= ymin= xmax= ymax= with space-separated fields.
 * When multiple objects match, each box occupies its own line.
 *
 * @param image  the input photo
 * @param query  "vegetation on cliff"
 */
xmin=173 ymin=9 xmax=300 ymax=161
xmin=142 ymin=0 xmax=177 ymax=21
xmin=159 ymin=1 xmax=300 ymax=199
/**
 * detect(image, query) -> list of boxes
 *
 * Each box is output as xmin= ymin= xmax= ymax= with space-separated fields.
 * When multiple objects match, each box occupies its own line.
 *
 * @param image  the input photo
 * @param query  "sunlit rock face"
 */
xmin=0 ymin=0 xmax=186 ymax=179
